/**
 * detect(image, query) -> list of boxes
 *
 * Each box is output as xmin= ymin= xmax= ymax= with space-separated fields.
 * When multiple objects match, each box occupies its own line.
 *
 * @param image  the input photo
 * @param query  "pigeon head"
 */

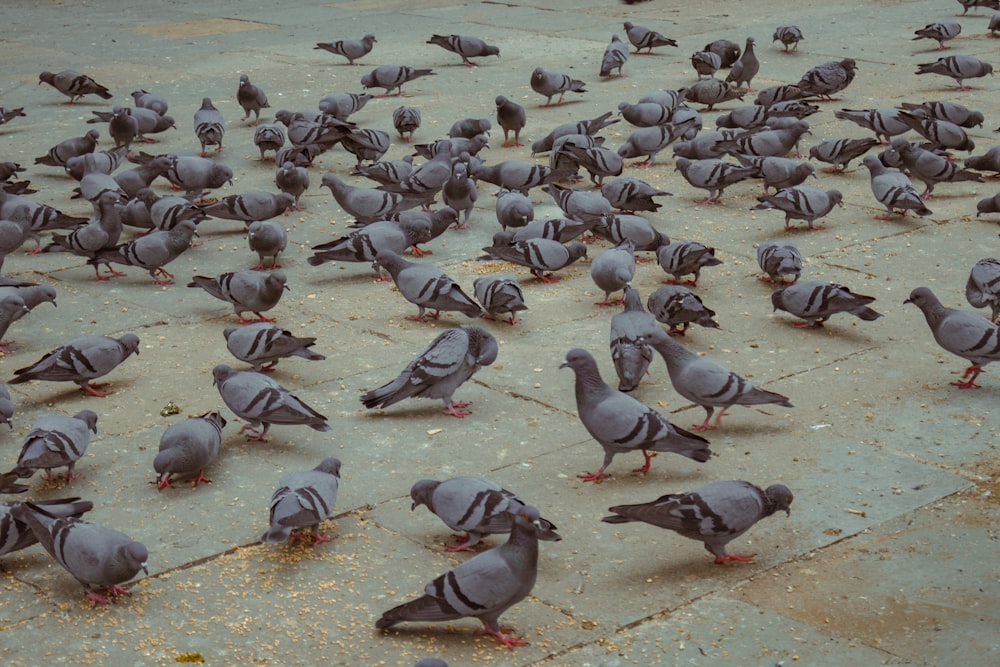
xmin=74 ymin=410 xmax=99 ymax=434
xmin=124 ymin=541 xmax=149 ymax=576
xmin=764 ymin=484 xmax=794 ymax=516
xmin=314 ymin=457 xmax=341 ymax=477
xmin=409 ymin=479 xmax=439 ymax=511
xmin=212 ymin=364 xmax=236 ymax=387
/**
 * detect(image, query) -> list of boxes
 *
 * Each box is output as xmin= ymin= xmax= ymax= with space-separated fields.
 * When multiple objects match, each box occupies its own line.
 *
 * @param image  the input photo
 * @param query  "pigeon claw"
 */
xmin=478 ymin=624 xmax=526 ymax=649
xmin=714 ymin=552 xmax=756 ymax=564
xmin=83 ymin=383 xmax=111 ymax=397
xmin=950 ymin=364 xmax=984 ymax=389
xmin=577 ymin=469 xmax=610 ymax=483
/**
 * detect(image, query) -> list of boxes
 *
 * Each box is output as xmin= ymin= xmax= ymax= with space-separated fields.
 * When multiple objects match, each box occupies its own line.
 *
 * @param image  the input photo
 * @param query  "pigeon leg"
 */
xmin=446 ymin=534 xmax=477 ymax=552
xmin=668 ymin=326 xmax=686 ymax=336
xmin=151 ymin=268 xmax=174 ymax=285
xmin=0 ymin=340 xmax=15 ymax=352
xmin=712 ymin=408 xmax=729 ymax=428
xmin=408 ymin=244 xmax=432 ymax=256
xmin=713 ymin=551 xmax=756 ymax=564
xmin=538 ymin=273 xmax=560 ymax=284
xmin=691 ymin=407 xmax=715 ymax=431
xmin=477 ymin=623 xmax=527 ymax=649
xmin=250 ymin=263 xmax=266 ymax=271
xmin=86 ymin=590 xmax=113 ymax=605
xmin=190 ymin=470 xmax=212 ymax=487
xmin=793 ymin=319 xmax=823 ymax=328
xmin=577 ymin=467 xmax=610 ymax=482
xmin=82 ymin=383 xmax=111 ymax=397
xmin=239 ymin=423 xmax=268 ymax=441
xmin=505 ymin=313 xmax=520 ymax=325
xmin=951 ymin=364 xmax=984 ymax=389
xmin=252 ymin=312 xmax=277 ymax=324
xmin=632 ymin=450 xmax=656 ymax=473
xmin=41 ymin=470 xmax=61 ymax=482
xmin=443 ymin=401 xmax=470 ymax=418
xmin=154 ymin=473 xmax=172 ymax=491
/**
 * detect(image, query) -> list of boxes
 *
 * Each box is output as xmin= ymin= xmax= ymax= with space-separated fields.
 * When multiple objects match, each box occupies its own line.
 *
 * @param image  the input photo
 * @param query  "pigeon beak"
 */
xmin=558 ymin=360 xmax=569 ymax=369
xmin=410 ymin=500 xmax=418 ymax=511
xmin=903 ymin=297 xmax=913 ymax=305
xmin=141 ymin=562 xmax=149 ymax=576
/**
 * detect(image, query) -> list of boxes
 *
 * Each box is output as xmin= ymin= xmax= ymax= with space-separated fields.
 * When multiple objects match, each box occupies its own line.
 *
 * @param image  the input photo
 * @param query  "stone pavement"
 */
xmin=0 ymin=0 xmax=997 ymax=665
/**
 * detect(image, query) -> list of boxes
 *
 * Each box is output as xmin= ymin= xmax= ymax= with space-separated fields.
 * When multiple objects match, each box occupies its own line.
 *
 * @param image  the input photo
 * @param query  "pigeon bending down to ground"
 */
xmin=773 ymin=25 xmax=803 ymax=52
xmin=771 ymin=281 xmax=883 ymax=327
xmin=905 ymin=286 xmax=1000 ymax=388
xmin=361 ymin=64 xmax=435 ymax=96
xmin=796 ymin=58 xmax=857 ymax=100
xmin=808 ymin=137 xmax=879 ymax=172
xmin=495 ymin=96 xmax=526 ymax=147
xmin=685 ymin=78 xmax=745 ymax=110
xmin=247 ymin=219 xmax=287 ymax=270
xmin=752 ymin=186 xmax=844 ymax=230
xmin=648 ymin=329 xmax=793 ymax=430
xmin=212 ymin=364 xmax=330 ymax=439
xmin=410 ymin=476 xmax=560 ymax=551
xmin=966 ymin=258 xmax=1000 ymax=321
xmin=610 ymin=287 xmax=658 ymax=391
xmin=657 ymin=240 xmax=723 ymax=286
xmin=88 ymin=219 xmax=198 ymax=285
xmin=193 ymin=97 xmax=225 ymax=156
xmin=646 ymin=284 xmax=720 ymax=336
xmin=834 ymin=108 xmax=910 ymax=143
xmin=623 ymin=21 xmax=677 ymax=53
xmin=479 ymin=239 xmax=588 ymax=283
xmin=38 ymin=70 xmax=112 ymax=103
xmin=254 ymin=123 xmax=286 ymax=159
xmin=691 ymin=51 xmax=722 ymax=79
xmin=199 ymin=190 xmax=295 ymax=225
xmin=862 ymin=156 xmax=933 ymax=220
xmin=473 ymin=275 xmax=527 ymax=324
xmin=12 ymin=502 xmax=148 ymax=604
xmin=592 ymin=212 xmax=669 ymax=254
xmin=376 ymin=250 xmax=482 ymax=321
xmin=915 ymin=54 xmax=993 ymax=90
xmin=964 ymin=146 xmax=1000 ymax=176
xmin=494 ymin=188 xmax=533 ymax=230
xmin=561 ymin=348 xmax=711 ymax=481
xmin=10 ymin=334 xmax=140 ymax=397
xmin=35 ymin=129 xmax=101 ymax=168
xmin=0 ymin=497 xmax=93 ymax=556
xmin=884 ymin=138 xmax=983 ymax=198
xmin=674 ymin=157 xmax=756 ymax=204
xmin=152 ymin=411 xmax=226 ymax=490
xmin=314 ymin=35 xmax=376 ymax=65
xmin=0 ymin=294 xmax=30 ymax=351
xmin=224 ymin=322 xmax=325 ymax=372
xmin=912 ymin=21 xmax=962 ymax=49
xmin=131 ymin=89 xmax=168 ymax=115
xmin=262 ymin=457 xmax=341 ymax=544
xmin=322 ymin=174 xmax=402 ymax=223
xmin=360 ymin=325 xmax=497 ymax=418
xmin=900 ymin=100 xmax=984 ymax=128
xmin=898 ymin=112 xmax=975 ymax=153
xmin=590 ymin=239 xmax=635 ymax=305
xmin=6 ymin=410 xmax=98 ymax=484
xmin=237 ymin=74 xmax=269 ymax=125
xmin=375 ymin=505 xmax=545 ymax=648
xmin=602 ymin=480 xmax=793 ymax=564
xmin=599 ymin=35 xmax=629 ymax=77
xmin=530 ymin=67 xmax=587 ymax=106
xmin=427 ymin=34 xmax=500 ymax=66
xmin=307 ymin=220 xmax=430 ymax=277
xmin=757 ymin=240 xmax=802 ymax=283
xmin=392 ymin=105 xmax=422 ymax=142
xmin=735 ymin=155 xmax=815 ymax=193
xmin=187 ymin=270 xmax=288 ymax=323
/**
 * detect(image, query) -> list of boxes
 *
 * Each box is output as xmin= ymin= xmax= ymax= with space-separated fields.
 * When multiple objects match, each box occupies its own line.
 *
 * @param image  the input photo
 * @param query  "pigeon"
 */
xmin=561 ymin=143 xmax=624 ymax=186
xmin=992 ymin=10 xmax=1000 ymax=33
xmin=10 ymin=334 xmax=140 ymax=397
xmin=473 ymin=275 xmax=527 ymax=325
xmin=0 ymin=383 xmax=12 ymax=429
xmin=714 ymin=120 xmax=811 ymax=158
xmin=599 ymin=35 xmax=629 ymax=77
xmin=449 ymin=117 xmax=493 ymax=139
xmin=262 ymin=457 xmax=341 ymax=544
xmin=977 ymin=193 xmax=1000 ymax=217
xmin=609 ymin=286 xmax=658 ymax=391
xmin=530 ymin=67 xmax=587 ymax=106
xmin=648 ymin=328 xmax=793 ymax=430
xmin=0 ymin=193 xmax=88 ymax=250
xmin=905 ymin=286 xmax=1000 ymax=388
xmin=274 ymin=110 xmax=352 ymax=148
xmin=600 ymin=178 xmax=671 ymax=214
xmin=899 ymin=100 xmax=984 ymax=128
xmin=6 ymin=410 xmax=98 ymax=484
xmin=12 ymin=502 xmax=148 ymax=604
xmin=427 ymin=34 xmax=500 ymax=66
xmin=956 ymin=0 xmax=1000 ymax=15
xmin=480 ymin=239 xmax=588 ymax=283
xmin=796 ymin=58 xmax=857 ymax=100
xmin=736 ymin=155 xmax=816 ymax=193
xmin=834 ymin=108 xmax=911 ymax=143
xmin=341 ymin=128 xmax=391 ymax=166
xmin=474 ymin=160 xmax=558 ymax=195
xmin=617 ymin=101 xmax=673 ymax=128
xmin=361 ymin=64 xmax=435 ymax=96
xmin=147 ymin=192 xmax=207 ymax=231
xmin=223 ymin=322 xmax=325 ymax=372
xmin=88 ymin=106 xmax=175 ymax=147
xmin=375 ymin=504 xmax=545 ymax=648
xmin=691 ymin=51 xmax=723 ymax=79
xmin=915 ymin=54 xmax=993 ymax=90
xmin=686 ymin=78 xmax=744 ymax=110
xmin=966 ymin=258 xmax=1000 ymax=321
xmin=354 ymin=155 xmax=414 ymax=187
xmin=492 ymin=218 xmax=590 ymax=245
xmin=275 ymin=160 xmax=309 ymax=210
xmin=756 ymin=240 xmax=802 ymax=283
xmin=495 ymin=188 xmax=534 ymax=230
xmin=560 ymin=348 xmax=711 ymax=481
xmin=442 ymin=162 xmax=477 ymax=227
xmin=590 ymin=239 xmax=636 ymax=306
xmin=898 ymin=112 xmax=975 ymax=152
xmin=808 ymin=137 xmax=879 ymax=172
xmin=236 ymin=74 xmax=269 ymax=125
xmin=623 ymin=21 xmax=678 ymax=54
xmin=885 ymin=138 xmax=983 ymax=198
xmin=773 ymin=25 xmax=803 ymax=52
xmin=314 ymin=34 xmax=377 ymax=65
xmin=212 ymin=364 xmax=330 ymax=439
xmin=38 ymin=69 xmax=112 ymax=103
xmin=193 ymin=97 xmax=225 ymax=156
xmin=752 ymin=186 xmax=844 ymax=231
xmin=247 ymin=219 xmax=288 ymax=270
xmin=379 ymin=149 xmax=453 ymax=209
xmin=592 ymin=213 xmax=670 ymax=256
xmin=253 ymin=123 xmax=286 ymax=160
xmin=0 ymin=106 xmax=26 ymax=127
xmin=113 ymin=155 xmax=173 ymax=198
xmin=862 ymin=155 xmax=933 ymax=220
xmin=134 ymin=153 xmax=233 ymax=198
xmin=657 ymin=241 xmax=722 ymax=286
xmin=0 ymin=294 xmax=30 ymax=351
xmin=602 ymin=480 xmax=793 ymax=564
xmin=674 ymin=157 xmax=756 ymax=204
xmin=87 ymin=218 xmax=197 ymax=285
xmin=646 ymin=284 xmax=720 ymax=336
xmin=376 ymin=249 xmax=482 ymax=321
xmin=617 ymin=122 xmax=694 ymax=167
xmin=322 ymin=174 xmax=402 ymax=223
xmin=392 ymin=105 xmax=422 ymax=142
xmin=131 ymin=89 xmax=169 ymax=115
xmin=0 ymin=497 xmax=93 ymax=557
xmin=317 ymin=92 xmax=373 ymax=120
xmin=34 ymin=129 xmax=100 ymax=168
xmin=726 ymin=37 xmax=760 ymax=90
xmin=771 ymin=280 xmax=883 ymax=328
xmin=529 ymin=111 xmax=619 ymax=155
xmin=703 ymin=38 xmax=741 ymax=67
xmin=187 ymin=270 xmax=288 ymax=323
xmin=152 ymin=411 xmax=226 ymax=490
xmin=410 ymin=476 xmax=560 ymax=551
xmin=912 ymin=21 xmax=962 ymax=49
xmin=198 ymin=191 xmax=293 ymax=226
xmin=495 ymin=95 xmax=526 ymax=148
xmin=0 ymin=212 xmax=31 ymax=273
xmin=308 ymin=219 xmax=430 ymax=277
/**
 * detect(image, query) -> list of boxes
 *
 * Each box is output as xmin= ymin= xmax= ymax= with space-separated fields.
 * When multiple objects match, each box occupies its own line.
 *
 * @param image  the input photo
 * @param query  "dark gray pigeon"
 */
xmin=752 ymin=185 xmax=844 ymax=230
xmin=674 ymin=157 xmax=756 ymax=204
xmin=376 ymin=249 xmax=482 ymax=321
xmin=411 ymin=476 xmax=560 ymax=551
xmin=648 ymin=328 xmax=793 ymax=430
xmin=308 ymin=219 xmax=430 ymax=277
xmin=187 ymin=270 xmax=289 ymax=323
xmin=726 ymin=37 xmax=760 ymax=90
xmin=977 ymin=193 xmax=1000 ymax=217
xmin=884 ymin=138 xmax=983 ymax=198
xmin=0 ymin=294 xmax=29 ymax=351
xmin=834 ymin=108 xmax=910 ymax=143
xmin=10 ymin=334 xmax=140 ymax=397
xmin=275 ymin=160 xmax=309 ymax=210
xmin=703 ymin=39 xmax=741 ymax=67
xmin=224 ymin=322 xmax=325 ymax=372
xmin=495 ymin=188 xmax=534 ymax=230
xmin=915 ymin=54 xmax=993 ymax=90
xmin=808 ymin=137 xmax=879 ymax=172
xmin=480 ymin=239 xmax=587 ymax=283
xmin=590 ymin=239 xmax=636 ymax=306
xmin=862 ymin=155 xmax=933 ymax=220
xmin=131 ymin=89 xmax=168 ymax=115
xmin=900 ymin=100 xmax=984 ymax=128
xmin=686 ymin=78 xmax=744 ymax=110
xmin=657 ymin=240 xmax=722 ymax=286
xmin=646 ymin=284 xmax=720 ymax=336
xmin=691 ymin=51 xmax=723 ymax=79
xmin=623 ymin=21 xmax=677 ymax=54
xmin=956 ymin=0 xmax=1000 ymax=15
xmin=6 ymin=410 xmax=98 ymax=484
xmin=912 ymin=21 xmax=962 ymax=49
xmin=495 ymin=95 xmax=526 ymax=147
xmin=796 ymin=58 xmax=857 ymax=100
xmin=361 ymin=325 xmax=497 ymax=417
xmin=771 ymin=280 xmax=883 ymax=328
xmin=212 ymin=363 xmax=330 ymax=439
xmin=600 ymin=178 xmax=672 ymax=213
xmin=530 ymin=67 xmax=587 ymax=106
xmin=38 ymin=69 xmax=112 ymax=103
xmin=610 ymin=286 xmax=658 ymax=392
xmin=474 ymin=275 xmax=527 ymax=325
xmin=237 ymin=74 xmax=270 ymax=125
xmin=736 ymin=155 xmax=816 ymax=193
xmin=0 ymin=107 xmax=26 ymax=128
xmin=905 ymin=286 xmax=1000 ymax=388
xmin=599 ymin=35 xmax=629 ymax=77
xmin=34 ymin=129 xmax=100 ymax=168
xmin=561 ymin=348 xmax=711 ymax=481
xmin=772 ymin=25 xmax=803 ymax=52
xmin=262 ymin=457 xmax=341 ymax=544
xmin=448 ymin=117 xmax=492 ymax=139
xmin=964 ymin=146 xmax=1000 ymax=176
xmin=322 ymin=173 xmax=402 ymax=223
xmin=966 ymin=258 xmax=1000 ymax=321
xmin=314 ymin=34 xmax=376 ymax=65
xmin=757 ymin=240 xmax=802 ymax=283
xmin=152 ymin=411 xmax=226 ymax=490
xmin=361 ymin=64 xmax=435 ymax=96
xmin=0 ymin=497 xmax=93 ymax=557
xmin=0 ymin=383 xmax=12 ymax=429
xmin=193 ymin=97 xmax=225 ymax=156
xmin=247 ymin=219 xmax=287 ymax=270
xmin=89 ymin=218 xmax=198 ymax=284
xmin=13 ymin=502 xmax=147 ymax=604
xmin=392 ymin=105 xmax=422 ymax=142
xmin=427 ymin=34 xmax=500 ymax=66
xmin=253 ymin=123 xmax=286 ymax=160
xmin=199 ymin=191 xmax=294 ymax=224
xmin=602 ymin=480 xmax=793 ymax=564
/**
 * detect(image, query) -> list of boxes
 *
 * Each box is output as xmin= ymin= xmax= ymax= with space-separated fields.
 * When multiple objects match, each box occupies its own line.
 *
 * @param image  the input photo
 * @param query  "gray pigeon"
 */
xmin=592 ymin=213 xmax=670 ymax=256
xmin=657 ymin=240 xmax=723 ymax=286
xmin=601 ymin=178 xmax=672 ymax=213
xmin=966 ymin=258 xmax=1000 ymax=321
xmin=617 ymin=101 xmax=673 ymax=128
xmin=212 ymin=363 xmax=330 ymax=439
xmin=752 ymin=185 xmax=844 ymax=230
xmin=495 ymin=96 xmax=526 ymax=147
xmin=13 ymin=502 xmax=148 ymax=604
xmin=602 ymin=480 xmax=793 ymax=564
xmin=341 ymin=128 xmax=391 ymax=166
xmin=10 ymin=333 xmax=140 ymax=397
xmin=735 ymin=155 xmax=816 ymax=193
xmin=898 ymin=112 xmax=975 ymax=152
xmin=355 ymin=155 xmax=414 ymax=186
xmin=376 ymin=504 xmax=545 ymax=648
xmin=317 ymin=92 xmax=373 ymax=121
xmin=0 ymin=497 xmax=93 ymax=556
xmin=322 ymin=173 xmax=402 ymax=223
xmin=361 ymin=64 xmax=435 ymax=96
xmin=495 ymin=188 xmax=534 ymax=230
xmin=34 ymin=129 xmax=100 ymax=168
xmin=686 ymin=78 xmax=744 ymax=110
xmin=376 ymin=249 xmax=482 ymax=321
xmin=610 ymin=286 xmax=658 ymax=392
xmin=314 ymin=34 xmax=376 ymax=65
xmin=754 ymin=84 xmax=810 ymax=106
xmin=474 ymin=275 xmax=527 ymax=325
xmin=38 ymin=69 xmax=112 ymax=103
xmin=905 ymin=286 xmax=1000 ymax=388
xmin=796 ymin=58 xmax=858 ymax=100
xmin=964 ymin=146 xmax=1000 ymax=176
xmin=262 ymin=457 xmax=341 ymax=544
xmin=253 ymin=123 xmax=286 ymax=160
xmin=237 ymin=74 xmax=270 ymax=125
xmin=771 ymin=280 xmax=883 ymax=328
xmin=411 ymin=476 xmax=560 ymax=551
xmin=530 ymin=67 xmax=587 ymax=106
xmin=648 ymin=328 xmax=793 ymax=430
xmin=475 ymin=160 xmax=559 ymax=196
xmin=274 ymin=110 xmax=353 ymax=148
xmin=599 ymin=35 xmax=629 ymax=77
xmin=674 ymin=157 xmax=756 ymax=204
xmin=392 ymin=105 xmax=422 ymax=142
xmin=379 ymin=149 xmax=453 ymax=209
xmin=617 ymin=122 xmax=693 ymax=166
xmin=691 ymin=51 xmax=723 ymax=79
xmin=544 ymin=183 xmax=613 ymax=223
xmin=113 ymin=155 xmax=173 ymax=198
xmin=247 ymin=219 xmax=288 ymax=270
xmin=646 ymin=284 xmax=720 ymax=336
xmin=862 ymin=155 xmax=933 ymax=220
xmin=714 ymin=120 xmax=811 ymax=158
xmin=562 ymin=144 xmax=624 ymax=186
xmin=224 ymin=322 xmax=325 ymax=372
xmin=623 ymin=21 xmax=677 ymax=54
xmin=308 ymin=219 xmax=430 ymax=277
xmin=900 ymin=100 xmax=984 ymax=128
xmin=427 ymin=34 xmax=500 ymax=66
xmin=756 ymin=240 xmax=802 ymax=283
xmin=89 ymin=218 xmax=198 ymax=284
xmin=916 ymin=54 xmax=993 ymax=90
xmin=0 ymin=383 xmax=12 ymax=429
xmin=131 ymin=89 xmax=169 ymax=115
xmin=703 ymin=38 xmax=741 ymax=67
xmin=726 ymin=37 xmax=760 ymax=90
xmin=0 ymin=294 xmax=30 ymax=351
xmin=834 ymin=108 xmax=911 ymax=143
xmin=529 ymin=111 xmax=619 ymax=155
xmin=772 ymin=25 xmax=803 ymax=52
xmin=449 ymin=117 xmax=492 ymax=139
xmin=0 ymin=193 xmax=88 ymax=250
xmin=480 ymin=239 xmax=587 ymax=283
xmin=152 ymin=411 xmax=226 ymax=490
xmin=136 ymin=153 xmax=233 ymax=198
xmin=884 ymin=138 xmax=983 ymax=198
xmin=561 ymin=348 xmax=711 ymax=481
xmin=912 ymin=21 xmax=962 ymax=49
xmin=808 ymin=137 xmax=879 ymax=172
xmin=361 ymin=325 xmax=497 ymax=417
xmin=590 ymin=239 xmax=636 ymax=306
xmin=442 ymin=162 xmax=477 ymax=227
xmin=492 ymin=218 xmax=590 ymax=245
xmin=193 ymin=97 xmax=225 ymax=156
xmin=187 ymin=270 xmax=289 ymax=323
xmin=6 ymin=410 xmax=98 ymax=484
xmin=977 ymin=193 xmax=1000 ymax=217
xmin=275 ymin=160 xmax=309 ymax=210
xmin=956 ymin=0 xmax=1000 ymax=15
xmin=200 ymin=191 xmax=293 ymax=224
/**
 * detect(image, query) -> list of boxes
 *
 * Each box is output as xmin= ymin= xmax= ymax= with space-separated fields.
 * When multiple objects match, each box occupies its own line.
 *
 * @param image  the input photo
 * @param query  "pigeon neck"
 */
xmin=503 ymin=519 xmax=540 ymax=570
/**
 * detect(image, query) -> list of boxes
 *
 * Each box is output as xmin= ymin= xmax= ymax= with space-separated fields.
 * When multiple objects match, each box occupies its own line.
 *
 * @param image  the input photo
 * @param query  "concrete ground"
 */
xmin=1 ymin=0 xmax=998 ymax=665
